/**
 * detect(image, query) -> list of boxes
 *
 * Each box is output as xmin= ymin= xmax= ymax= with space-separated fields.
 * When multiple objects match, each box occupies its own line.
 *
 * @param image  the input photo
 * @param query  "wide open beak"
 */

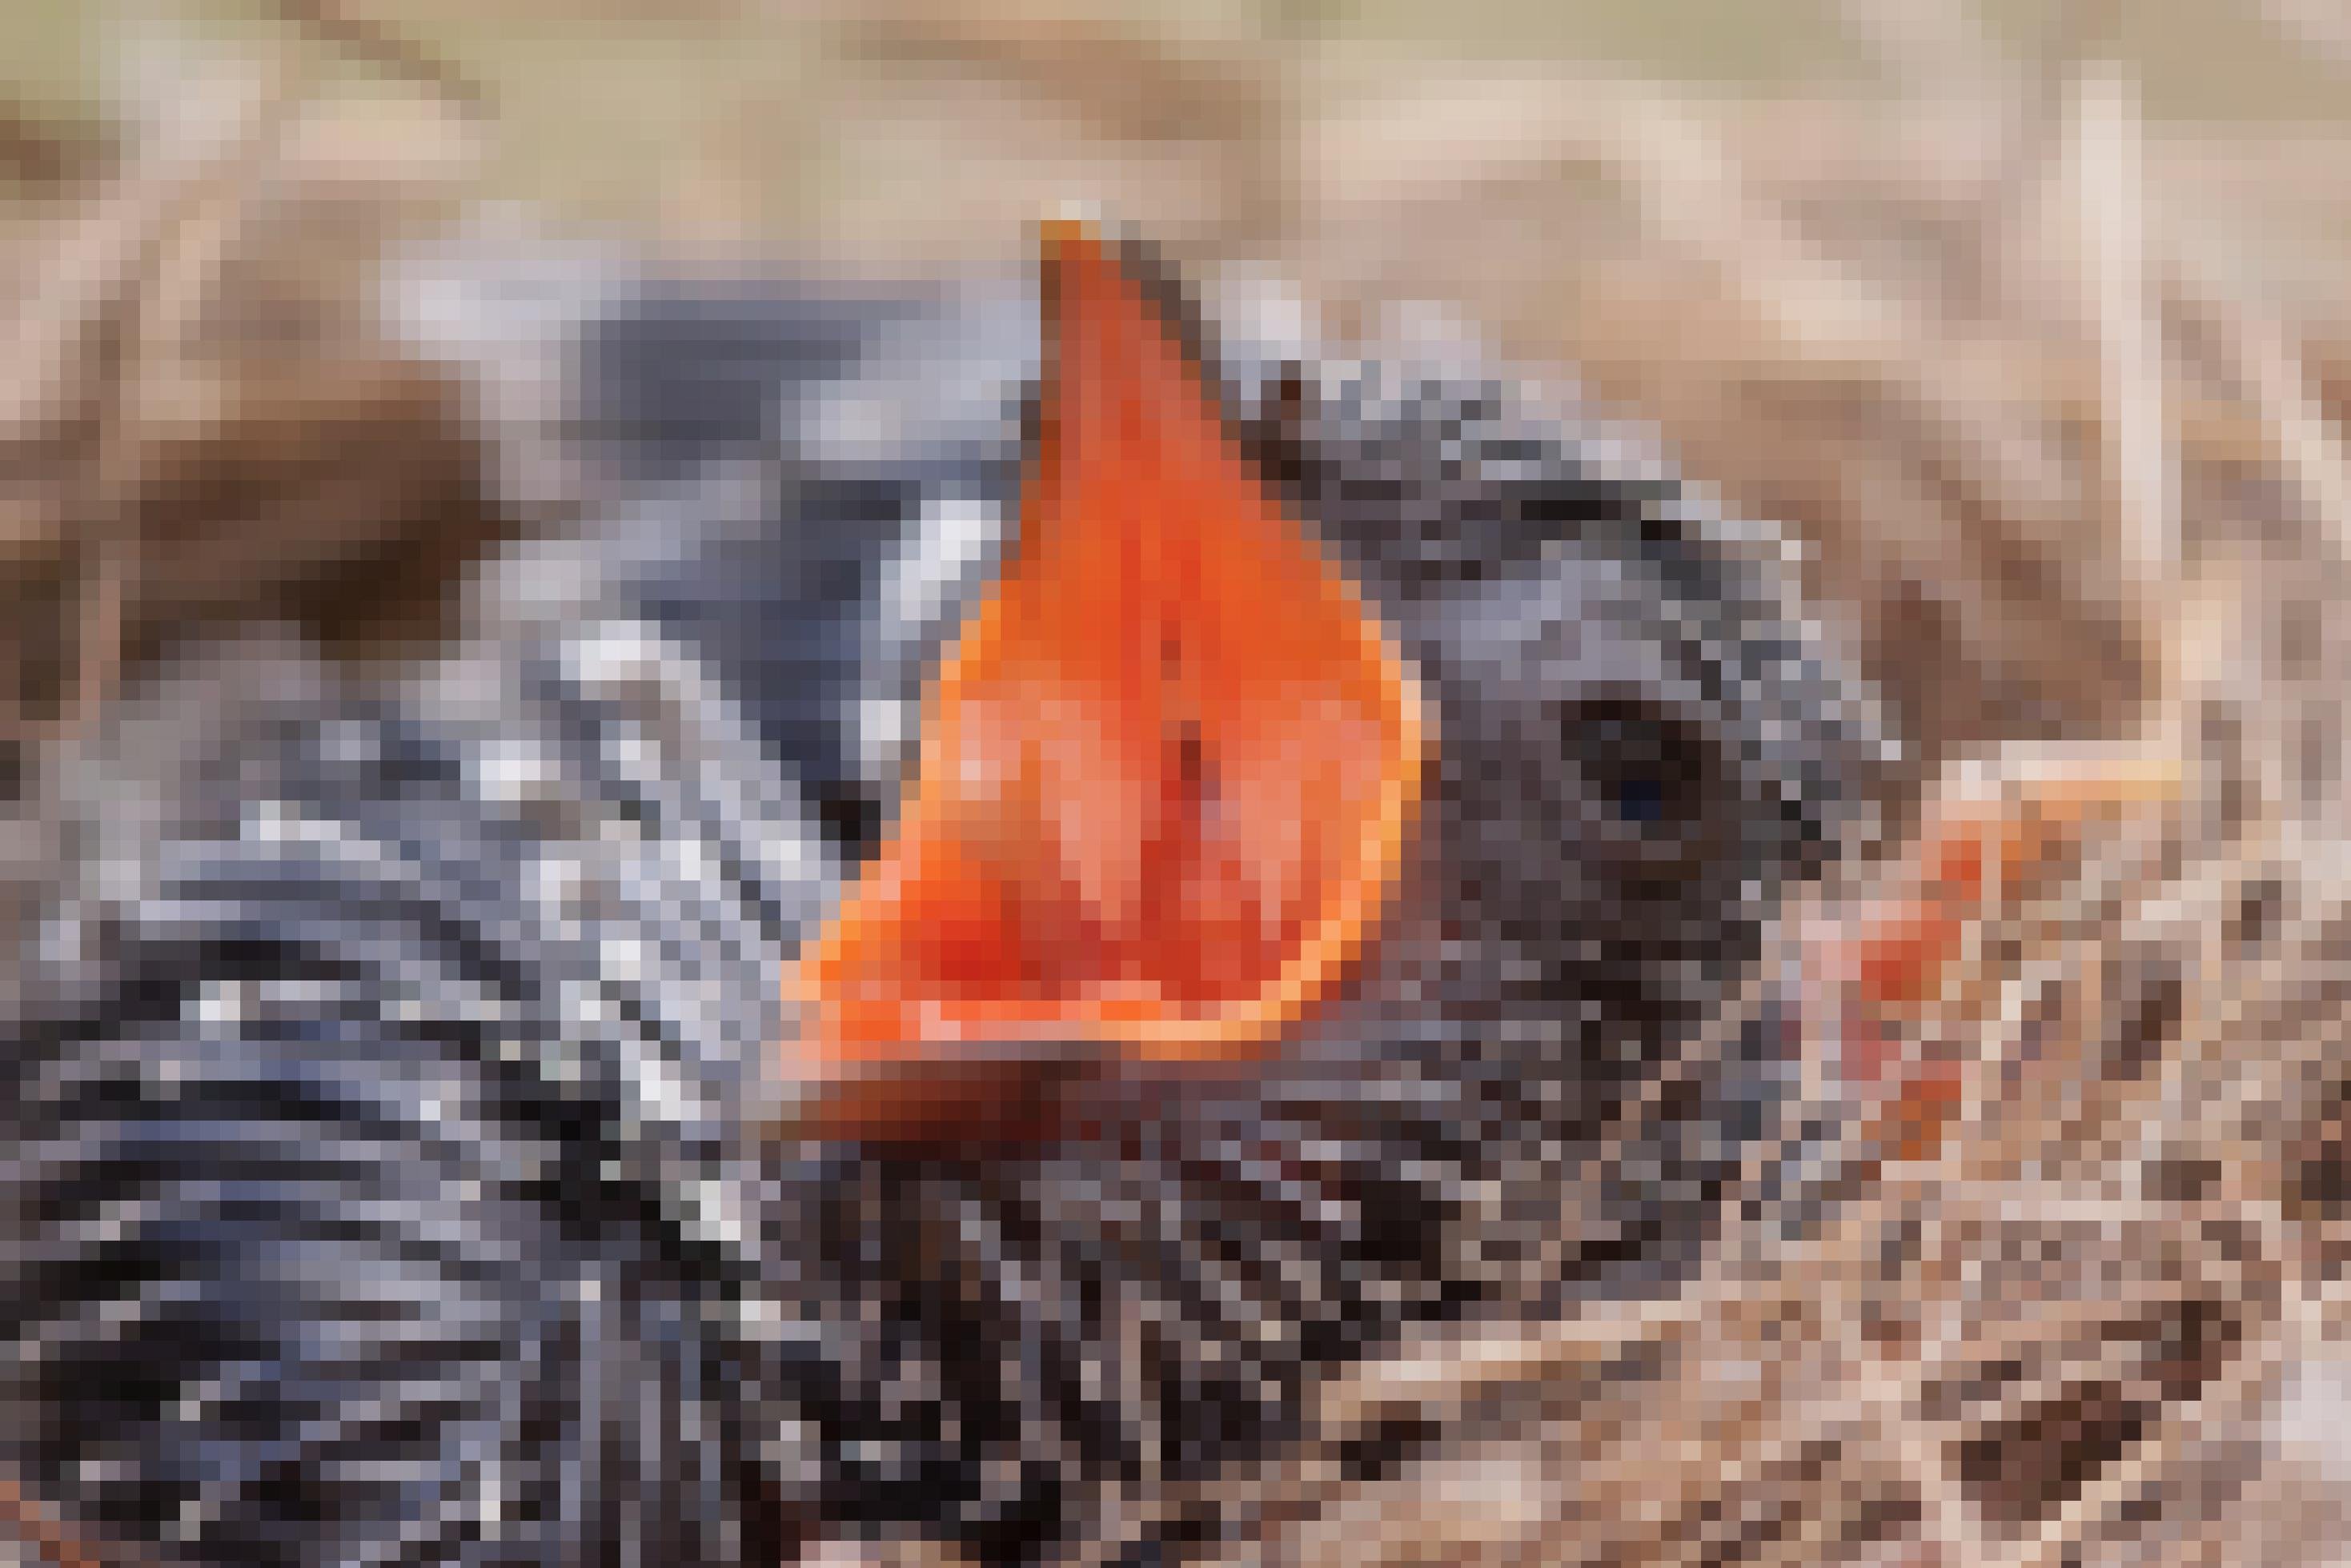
xmin=780 ymin=219 xmax=1427 ymax=1141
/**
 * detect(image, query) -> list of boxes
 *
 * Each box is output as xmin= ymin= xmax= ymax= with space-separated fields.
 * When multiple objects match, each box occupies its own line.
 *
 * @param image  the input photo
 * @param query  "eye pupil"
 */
xmin=1614 ymin=776 xmax=1667 ymax=825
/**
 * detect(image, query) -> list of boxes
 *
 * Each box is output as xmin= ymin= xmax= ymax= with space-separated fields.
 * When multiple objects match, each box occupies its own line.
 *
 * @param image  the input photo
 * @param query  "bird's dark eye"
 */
xmin=1564 ymin=696 xmax=1721 ymax=871
xmin=1611 ymin=774 xmax=1667 ymax=827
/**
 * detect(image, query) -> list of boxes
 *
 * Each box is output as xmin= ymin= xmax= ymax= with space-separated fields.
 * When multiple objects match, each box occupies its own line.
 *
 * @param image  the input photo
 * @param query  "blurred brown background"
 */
xmin=11 ymin=0 xmax=2351 ymax=773
xmin=13 ymin=0 xmax=2351 ymax=252
xmin=9 ymin=2 xmax=2351 ymax=341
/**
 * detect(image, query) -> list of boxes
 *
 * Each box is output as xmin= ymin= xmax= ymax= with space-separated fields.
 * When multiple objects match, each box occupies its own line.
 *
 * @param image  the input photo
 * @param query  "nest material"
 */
xmin=0 ymin=42 xmax=492 ymax=801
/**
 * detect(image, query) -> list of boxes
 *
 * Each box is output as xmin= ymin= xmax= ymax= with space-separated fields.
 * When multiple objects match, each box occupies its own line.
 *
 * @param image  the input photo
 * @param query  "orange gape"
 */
xmin=782 ymin=219 xmax=1427 ymax=1140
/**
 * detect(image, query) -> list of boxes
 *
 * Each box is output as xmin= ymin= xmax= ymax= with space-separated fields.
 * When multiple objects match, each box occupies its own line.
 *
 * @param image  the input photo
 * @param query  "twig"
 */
xmin=270 ymin=0 xmax=491 ymax=122
xmin=62 ymin=54 xmax=314 ymax=728
xmin=0 ymin=103 xmax=114 ymax=191
xmin=2164 ymin=245 xmax=2351 ymax=569
xmin=1971 ymin=0 xmax=2122 ymax=273
xmin=1310 ymin=1290 xmax=1707 ymax=1434
xmin=2069 ymin=60 xmax=2176 ymax=595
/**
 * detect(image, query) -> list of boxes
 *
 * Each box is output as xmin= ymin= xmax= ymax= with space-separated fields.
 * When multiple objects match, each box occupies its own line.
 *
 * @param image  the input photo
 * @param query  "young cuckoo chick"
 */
xmin=2 ymin=223 xmax=1881 ymax=1566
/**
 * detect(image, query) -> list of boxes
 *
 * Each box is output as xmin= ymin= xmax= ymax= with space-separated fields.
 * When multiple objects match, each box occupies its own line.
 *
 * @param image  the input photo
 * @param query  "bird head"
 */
xmin=771 ymin=215 xmax=1884 ymax=1158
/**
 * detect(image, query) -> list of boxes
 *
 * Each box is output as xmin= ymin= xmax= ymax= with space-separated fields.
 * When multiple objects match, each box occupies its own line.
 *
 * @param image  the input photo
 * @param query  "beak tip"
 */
xmin=1037 ymin=207 xmax=1144 ymax=286
xmin=1041 ymin=201 xmax=1106 ymax=239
